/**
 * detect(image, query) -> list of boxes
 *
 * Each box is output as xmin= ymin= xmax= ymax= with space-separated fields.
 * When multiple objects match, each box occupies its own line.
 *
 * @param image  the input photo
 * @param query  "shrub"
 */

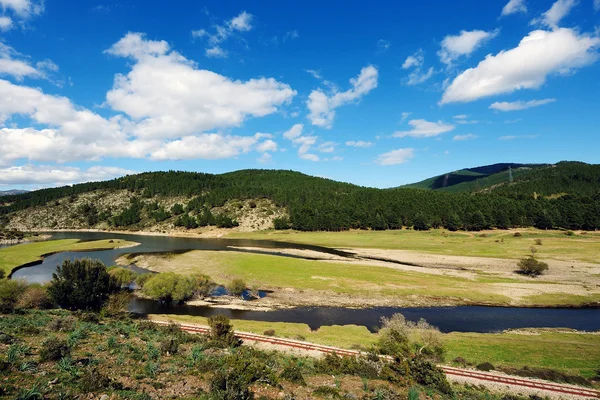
xmin=49 ymin=316 xmax=76 ymax=332
xmin=160 ymin=337 xmax=179 ymax=356
xmin=518 ymin=257 xmax=549 ymax=276
xmin=0 ymin=279 xmax=28 ymax=313
xmin=227 ymin=278 xmax=246 ymax=296
xmin=314 ymin=353 xmax=379 ymax=379
xmin=263 ymin=329 xmax=276 ymax=336
xmin=142 ymin=272 xmax=196 ymax=303
xmin=377 ymin=314 xmax=443 ymax=360
xmin=476 ymin=362 xmax=495 ymax=371
xmin=47 ymin=259 xmax=119 ymax=311
xmin=534 ymin=238 xmax=543 ymax=246
xmin=192 ymin=273 xmax=216 ymax=298
xmin=513 ymin=232 xmax=522 ymax=237
xmin=280 ymin=363 xmax=306 ymax=385
xmin=0 ymin=269 xmax=4 ymax=279
xmin=101 ymin=292 xmax=132 ymax=316
xmin=409 ymin=357 xmax=452 ymax=395
xmin=135 ymin=273 xmax=153 ymax=288
xmin=207 ymin=314 xmax=240 ymax=348
xmin=565 ymin=230 xmax=575 ymax=236
xmin=39 ymin=337 xmax=70 ymax=362
xmin=273 ymin=217 xmax=291 ymax=230
xmin=79 ymin=366 xmax=112 ymax=392
xmin=16 ymin=285 xmax=52 ymax=310
xmin=107 ymin=267 xmax=137 ymax=287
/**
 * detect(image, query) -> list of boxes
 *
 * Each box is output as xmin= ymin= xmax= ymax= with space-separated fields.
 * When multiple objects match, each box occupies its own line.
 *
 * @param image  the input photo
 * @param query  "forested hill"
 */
xmin=0 ymin=190 xmax=28 ymax=197
xmin=1 ymin=162 xmax=599 ymax=232
xmin=402 ymin=163 xmax=548 ymax=193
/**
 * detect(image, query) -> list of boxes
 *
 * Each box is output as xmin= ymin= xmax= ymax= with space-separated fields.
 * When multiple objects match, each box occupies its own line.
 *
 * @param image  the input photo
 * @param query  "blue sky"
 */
xmin=0 ymin=0 xmax=599 ymax=189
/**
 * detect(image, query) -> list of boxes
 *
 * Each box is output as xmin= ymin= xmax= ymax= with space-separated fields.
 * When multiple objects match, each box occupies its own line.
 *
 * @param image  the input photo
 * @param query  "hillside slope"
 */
xmin=1 ymin=163 xmax=599 ymax=232
xmin=403 ymin=163 xmax=548 ymax=192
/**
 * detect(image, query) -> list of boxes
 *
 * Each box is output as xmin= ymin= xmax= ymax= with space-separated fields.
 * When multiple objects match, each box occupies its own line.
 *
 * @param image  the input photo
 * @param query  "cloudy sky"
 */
xmin=0 ymin=0 xmax=599 ymax=189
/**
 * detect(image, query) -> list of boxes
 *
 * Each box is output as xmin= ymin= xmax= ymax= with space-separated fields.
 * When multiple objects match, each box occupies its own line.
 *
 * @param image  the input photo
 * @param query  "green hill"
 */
xmin=403 ymin=163 xmax=548 ymax=192
xmin=1 ymin=162 xmax=599 ymax=232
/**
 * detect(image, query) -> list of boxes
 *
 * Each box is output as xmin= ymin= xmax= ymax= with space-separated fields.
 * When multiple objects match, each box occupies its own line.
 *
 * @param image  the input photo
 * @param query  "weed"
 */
xmin=39 ymin=337 xmax=70 ymax=362
xmin=408 ymin=387 xmax=419 ymax=400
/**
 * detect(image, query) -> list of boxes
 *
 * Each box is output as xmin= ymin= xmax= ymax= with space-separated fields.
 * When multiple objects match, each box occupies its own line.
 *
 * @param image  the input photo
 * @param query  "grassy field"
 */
xmin=134 ymin=250 xmax=517 ymax=305
xmin=227 ymin=228 xmax=600 ymax=263
xmin=151 ymin=314 xmax=600 ymax=378
xmin=445 ymin=330 xmax=600 ymax=378
xmin=0 ymin=239 xmax=138 ymax=276
xmin=131 ymin=249 xmax=600 ymax=306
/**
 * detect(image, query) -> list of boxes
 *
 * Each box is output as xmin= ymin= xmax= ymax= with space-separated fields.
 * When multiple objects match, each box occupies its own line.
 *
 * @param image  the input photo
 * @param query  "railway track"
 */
xmin=153 ymin=320 xmax=600 ymax=399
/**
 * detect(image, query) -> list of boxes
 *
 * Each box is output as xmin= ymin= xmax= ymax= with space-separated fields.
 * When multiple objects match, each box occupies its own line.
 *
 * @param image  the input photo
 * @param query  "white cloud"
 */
xmin=205 ymin=46 xmax=228 ymax=58
xmin=0 ymin=43 xmax=58 ymax=81
xmin=346 ymin=140 xmax=373 ymax=148
xmin=532 ymin=0 xmax=578 ymax=29
xmin=190 ymin=11 xmax=253 ymax=58
xmin=230 ymin=11 xmax=253 ymax=31
xmin=453 ymin=134 xmax=478 ymax=141
xmin=256 ymin=139 xmax=278 ymax=153
xmin=490 ymin=98 xmax=556 ymax=111
xmin=305 ymin=69 xmax=322 ymax=79
xmin=307 ymin=65 xmax=378 ymax=128
xmin=402 ymin=50 xmax=423 ymax=69
xmin=0 ymin=165 xmax=134 ymax=185
xmin=257 ymin=152 xmax=272 ymax=164
xmin=105 ymin=33 xmax=296 ymax=140
xmin=283 ymin=123 xmax=303 ymax=139
xmin=318 ymin=141 xmax=336 ymax=153
xmin=377 ymin=39 xmax=390 ymax=52
xmin=441 ymin=28 xmax=600 ymax=104
xmin=400 ymin=112 xmax=412 ymax=122
xmin=453 ymin=114 xmax=468 ymax=119
xmin=502 ymin=0 xmax=527 ymax=16
xmin=0 ymin=16 xmax=12 ymax=30
xmin=375 ymin=148 xmax=414 ymax=165
xmin=283 ymin=30 xmax=299 ymax=42
xmin=438 ymin=29 xmax=499 ymax=65
xmin=406 ymin=67 xmax=434 ymax=85
xmin=595 ymin=0 xmax=600 ymax=11
xmin=393 ymin=119 xmax=455 ymax=138
xmin=300 ymin=153 xmax=319 ymax=162
xmin=499 ymin=134 xmax=539 ymax=140
xmin=0 ymin=34 xmax=296 ymax=169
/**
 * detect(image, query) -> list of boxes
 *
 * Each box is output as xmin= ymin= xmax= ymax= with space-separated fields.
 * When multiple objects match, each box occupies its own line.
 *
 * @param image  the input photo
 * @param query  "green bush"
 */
xmin=135 ymin=273 xmax=153 ymax=288
xmin=16 ymin=285 xmax=52 ymax=310
xmin=0 ymin=279 xmax=28 ymax=313
xmin=409 ymin=357 xmax=452 ymax=395
xmin=280 ymin=363 xmax=306 ymax=385
xmin=207 ymin=314 xmax=240 ymax=348
xmin=314 ymin=353 xmax=379 ymax=379
xmin=377 ymin=314 xmax=444 ymax=360
xmin=79 ymin=366 xmax=113 ymax=392
xmin=39 ymin=337 xmax=70 ymax=362
xmin=476 ymin=362 xmax=495 ymax=371
xmin=518 ymin=257 xmax=549 ymax=276
xmin=227 ymin=278 xmax=246 ymax=296
xmin=142 ymin=272 xmax=196 ymax=303
xmin=47 ymin=259 xmax=119 ymax=311
xmin=107 ymin=267 xmax=137 ymax=287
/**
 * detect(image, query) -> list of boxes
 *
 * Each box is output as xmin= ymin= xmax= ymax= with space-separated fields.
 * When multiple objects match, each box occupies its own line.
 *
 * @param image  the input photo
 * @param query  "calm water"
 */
xmin=10 ymin=231 xmax=600 ymax=333
xmin=11 ymin=231 xmax=351 ymax=283
xmin=129 ymin=298 xmax=600 ymax=333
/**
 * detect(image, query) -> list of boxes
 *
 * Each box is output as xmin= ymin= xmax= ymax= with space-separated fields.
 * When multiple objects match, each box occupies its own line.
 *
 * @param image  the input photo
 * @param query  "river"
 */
xmin=9 ymin=231 xmax=600 ymax=333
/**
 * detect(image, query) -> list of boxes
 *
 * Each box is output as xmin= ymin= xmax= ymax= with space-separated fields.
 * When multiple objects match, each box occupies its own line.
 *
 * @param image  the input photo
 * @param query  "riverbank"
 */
xmin=0 ymin=238 xmax=139 ymax=277
xmin=120 ymin=248 xmax=600 ymax=309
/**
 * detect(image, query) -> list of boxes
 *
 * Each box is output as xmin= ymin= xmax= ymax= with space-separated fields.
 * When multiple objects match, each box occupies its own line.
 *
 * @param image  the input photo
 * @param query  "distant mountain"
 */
xmin=0 ymin=190 xmax=28 ymax=197
xmin=402 ymin=163 xmax=549 ymax=193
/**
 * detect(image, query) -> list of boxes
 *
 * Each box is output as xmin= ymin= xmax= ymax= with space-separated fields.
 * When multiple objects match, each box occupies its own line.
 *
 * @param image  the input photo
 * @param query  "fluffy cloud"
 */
xmin=0 ymin=165 xmax=134 ymax=185
xmin=441 ymin=28 xmax=600 ymax=104
xmin=0 ymin=16 xmax=12 ymax=30
xmin=281 ymin=123 xmax=336 ymax=162
xmin=307 ymin=65 xmax=378 ymax=128
xmin=257 ymin=152 xmax=272 ymax=164
xmin=502 ymin=0 xmax=527 ymax=16
xmin=346 ymin=140 xmax=373 ymax=148
xmin=532 ymin=0 xmax=578 ymax=29
xmin=0 ymin=33 xmax=296 ymax=170
xmin=375 ymin=148 xmax=414 ymax=165
xmin=407 ymin=67 xmax=434 ymax=85
xmin=0 ymin=43 xmax=58 ymax=80
xmin=490 ymin=98 xmax=556 ymax=111
xmin=377 ymin=39 xmax=390 ymax=52
xmin=105 ymin=33 xmax=296 ymax=140
xmin=595 ymin=0 xmax=600 ymax=11
xmin=393 ymin=119 xmax=455 ymax=138
xmin=283 ymin=123 xmax=303 ymax=139
xmin=438 ymin=29 xmax=499 ymax=65
xmin=453 ymin=134 xmax=478 ymax=141
xmin=402 ymin=50 xmax=423 ymax=69
xmin=191 ymin=11 xmax=253 ymax=58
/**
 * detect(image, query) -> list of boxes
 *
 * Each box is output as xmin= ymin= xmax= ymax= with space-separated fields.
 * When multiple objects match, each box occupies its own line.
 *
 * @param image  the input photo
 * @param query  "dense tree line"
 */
xmin=1 ymin=162 xmax=599 ymax=231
